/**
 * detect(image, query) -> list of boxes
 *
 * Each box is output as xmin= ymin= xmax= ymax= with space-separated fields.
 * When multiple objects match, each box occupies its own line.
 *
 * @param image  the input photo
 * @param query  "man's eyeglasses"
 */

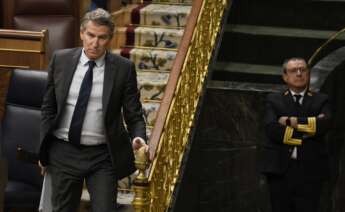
xmin=286 ymin=67 xmax=308 ymax=75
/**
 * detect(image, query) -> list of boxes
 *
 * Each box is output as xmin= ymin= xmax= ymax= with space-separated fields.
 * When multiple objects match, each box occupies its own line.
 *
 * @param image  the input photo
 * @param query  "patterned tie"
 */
xmin=68 ymin=60 xmax=96 ymax=145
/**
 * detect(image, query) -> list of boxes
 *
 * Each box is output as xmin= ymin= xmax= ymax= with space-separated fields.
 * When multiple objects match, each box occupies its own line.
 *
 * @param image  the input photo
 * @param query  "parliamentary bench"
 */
xmin=0 ymin=69 xmax=47 ymax=212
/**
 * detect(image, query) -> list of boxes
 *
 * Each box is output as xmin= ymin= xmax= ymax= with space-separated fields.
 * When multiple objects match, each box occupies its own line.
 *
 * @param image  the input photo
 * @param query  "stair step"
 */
xmin=218 ymin=25 xmax=345 ymax=65
xmin=148 ymin=0 xmax=192 ymax=4
xmin=229 ymin=0 xmax=345 ymax=30
xmin=138 ymin=71 xmax=169 ymax=101
xmin=211 ymin=62 xmax=284 ymax=84
xmin=310 ymin=0 xmax=345 ymax=2
xmin=80 ymin=190 xmax=134 ymax=212
xmin=212 ymin=62 xmax=282 ymax=75
xmin=137 ymin=3 xmax=192 ymax=27
xmin=142 ymin=101 xmax=160 ymax=126
xmin=226 ymin=24 xmax=345 ymax=40
xmin=146 ymin=126 xmax=153 ymax=138
xmin=113 ymin=48 xmax=177 ymax=72
xmin=113 ymin=26 xmax=184 ymax=49
xmin=207 ymin=80 xmax=286 ymax=92
xmin=112 ymin=3 xmax=191 ymax=28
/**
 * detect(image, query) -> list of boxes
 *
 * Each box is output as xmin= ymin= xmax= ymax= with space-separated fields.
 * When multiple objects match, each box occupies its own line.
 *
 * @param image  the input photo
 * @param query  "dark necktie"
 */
xmin=68 ymin=60 xmax=96 ymax=145
xmin=294 ymin=94 xmax=302 ymax=109
xmin=293 ymin=94 xmax=302 ymax=159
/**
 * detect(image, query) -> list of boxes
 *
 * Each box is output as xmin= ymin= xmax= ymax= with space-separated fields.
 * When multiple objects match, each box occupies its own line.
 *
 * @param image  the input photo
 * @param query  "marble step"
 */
xmin=211 ymin=62 xmax=283 ymax=84
xmin=112 ymin=26 xmax=183 ymax=49
xmin=128 ymin=3 xmax=191 ymax=27
xmin=206 ymin=80 xmax=286 ymax=94
xmin=229 ymin=0 xmax=345 ymax=30
xmin=138 ymin=71 xmax=169 ymax=101
xmin=113 ymin=48 xmax=177 ymax=72
xmin=112 ymin=3 xmax=191 ymax=27
xmin=312 ymin=0 xmax=345 ymax=1
xmin=142 ymin=101 xmax=160 ymax=127
xmin=218 ymin=24 xmax=345 ymax=65
xmin=143 ymin=0 xmax=192 ymax=4
xmin=227 ymin=25 xmax=345 ymax=40
xmin=137 ymin=71 xmax=167 ymax=128
xmin=80 ymin=190 xmax=134 ymax=212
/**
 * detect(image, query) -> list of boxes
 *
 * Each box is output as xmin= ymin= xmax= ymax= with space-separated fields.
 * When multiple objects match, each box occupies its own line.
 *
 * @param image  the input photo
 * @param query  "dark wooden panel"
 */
xmin=0 ymin=159 xmax=7 ymax=212
xmin=0 ymin=68 xmax=11 ymax=120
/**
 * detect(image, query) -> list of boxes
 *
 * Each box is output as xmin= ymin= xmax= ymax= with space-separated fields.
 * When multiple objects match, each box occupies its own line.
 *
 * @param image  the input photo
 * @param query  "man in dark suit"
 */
xmin=259 ymin=58 xmax=331 ymax=212
xmin=37 ymin=8 xmax=147 ymax=212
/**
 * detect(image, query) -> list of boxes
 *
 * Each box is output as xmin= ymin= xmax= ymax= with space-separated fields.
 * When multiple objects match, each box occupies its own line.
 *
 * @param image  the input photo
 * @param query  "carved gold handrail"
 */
xmin=132 ymin=0 xmax=229 ymax=211
xmin=308 ymin=26 xmax=345 ymax=66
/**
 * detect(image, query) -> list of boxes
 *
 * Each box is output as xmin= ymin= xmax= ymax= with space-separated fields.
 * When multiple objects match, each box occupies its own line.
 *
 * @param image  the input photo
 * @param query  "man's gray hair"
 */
xmin=282 ymin=57 xmax=308 ymax=73
xmin=80 ymin=8 xmax=115 ymax=37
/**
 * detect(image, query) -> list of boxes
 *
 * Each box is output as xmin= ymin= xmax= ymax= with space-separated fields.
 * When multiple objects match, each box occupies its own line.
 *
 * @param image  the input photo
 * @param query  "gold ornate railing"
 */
xmin=132 ymin=0 xmax=229 ymax=211
xmin=308 ymin=26 xmax=345 ymax=66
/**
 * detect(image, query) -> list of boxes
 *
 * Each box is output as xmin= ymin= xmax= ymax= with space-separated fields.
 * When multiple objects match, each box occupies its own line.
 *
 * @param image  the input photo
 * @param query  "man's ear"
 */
xmin=282 ymin=73 xmax=287 ymax=83
xmin=80 ymin=30 xmax=84 ymax=41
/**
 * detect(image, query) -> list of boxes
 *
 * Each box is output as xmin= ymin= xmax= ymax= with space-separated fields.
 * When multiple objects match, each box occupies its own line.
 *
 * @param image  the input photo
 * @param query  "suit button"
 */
xmin=288 ymin=148 xmax=292 ymax=152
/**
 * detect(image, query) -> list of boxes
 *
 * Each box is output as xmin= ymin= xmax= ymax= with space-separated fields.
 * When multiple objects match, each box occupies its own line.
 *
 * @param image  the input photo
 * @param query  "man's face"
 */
xmin=282 ymin=59 xmax=310 ymax=92
xmin=80 ymin=21 xmax=112 ymax=60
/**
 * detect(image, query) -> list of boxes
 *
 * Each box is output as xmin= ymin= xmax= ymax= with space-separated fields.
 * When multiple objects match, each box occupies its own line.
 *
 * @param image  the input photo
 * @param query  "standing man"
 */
xmin=38 ymin=8 xmax=147 ymax=212
xmin=259 ymin=58 xmax=331 ymax=212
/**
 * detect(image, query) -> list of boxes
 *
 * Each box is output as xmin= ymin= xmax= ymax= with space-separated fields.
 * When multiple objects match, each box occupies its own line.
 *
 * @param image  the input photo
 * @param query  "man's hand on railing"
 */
xmin=132 ymin=137 xmax=149 ymax=154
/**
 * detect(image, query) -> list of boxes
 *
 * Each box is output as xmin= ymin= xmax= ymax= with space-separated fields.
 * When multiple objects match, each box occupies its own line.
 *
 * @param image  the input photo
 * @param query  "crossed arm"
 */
xmin=264 ymin=96 xmax=331 ymax=146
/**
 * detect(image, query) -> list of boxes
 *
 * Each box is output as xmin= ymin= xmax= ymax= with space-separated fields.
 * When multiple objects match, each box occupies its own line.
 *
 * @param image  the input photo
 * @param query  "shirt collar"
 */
xmin=289 ymin=88 xmax=307 ymax=97
xmin=80 ymin=49 xmax=106 ymax=67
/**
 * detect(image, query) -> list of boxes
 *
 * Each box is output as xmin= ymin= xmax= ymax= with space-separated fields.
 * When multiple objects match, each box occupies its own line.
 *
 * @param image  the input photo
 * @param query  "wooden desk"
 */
xmin=0 ymin=159 xmax=7 ymax=212
xmin=0 ymin=29 xmax=48 ymax=119
xmin=0 ymin=29 xmax=49 ymax=70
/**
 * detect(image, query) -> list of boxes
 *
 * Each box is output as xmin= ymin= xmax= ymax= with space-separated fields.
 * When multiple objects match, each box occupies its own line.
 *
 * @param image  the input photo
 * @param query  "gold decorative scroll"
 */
xmin=145 ymin=0 xmax=229 ymax=211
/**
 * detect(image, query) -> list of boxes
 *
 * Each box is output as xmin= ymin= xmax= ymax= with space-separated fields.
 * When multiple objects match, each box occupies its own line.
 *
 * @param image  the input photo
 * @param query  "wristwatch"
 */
xmin=286 ymin=117 xmax=291 ymax=126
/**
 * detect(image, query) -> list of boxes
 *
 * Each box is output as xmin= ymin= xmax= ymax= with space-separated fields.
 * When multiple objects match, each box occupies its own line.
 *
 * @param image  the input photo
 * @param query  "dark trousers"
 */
xmin=266 ymin=160 xmax=323 ymax=212
xmin=48 ymin=137 xmax=117 ymax=212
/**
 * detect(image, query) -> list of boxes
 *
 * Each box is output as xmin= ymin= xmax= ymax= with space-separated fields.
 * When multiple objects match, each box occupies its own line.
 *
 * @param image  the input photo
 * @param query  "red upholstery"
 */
xmin=14 ymin=0 xmax=73 ymax=15
xmin=14 ymin=16 xmax=76 ymax=53
xmin=3 ymin=0 xmax=79 ymax=56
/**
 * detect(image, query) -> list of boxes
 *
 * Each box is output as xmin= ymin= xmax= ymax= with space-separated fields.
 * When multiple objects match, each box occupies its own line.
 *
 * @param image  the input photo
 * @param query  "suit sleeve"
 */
xmin=38 ymin=52 xmax=58 ymax=165
xmin=40 ymin=52 xmax=58 ymax=138
xmin=121 ymin=62 xmax=147 ymax=141
xmin=264 ymin=94 xmax=303 ymax=145
xmin=295 ymin=96 xmax=332 ymax=137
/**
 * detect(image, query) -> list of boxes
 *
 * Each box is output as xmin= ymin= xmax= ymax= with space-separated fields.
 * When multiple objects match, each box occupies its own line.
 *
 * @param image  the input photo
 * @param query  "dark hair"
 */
xmin=80 ymin=8 xmax=115 ymax=37
xmin=282 ymin=57 xmax=309 ymax=73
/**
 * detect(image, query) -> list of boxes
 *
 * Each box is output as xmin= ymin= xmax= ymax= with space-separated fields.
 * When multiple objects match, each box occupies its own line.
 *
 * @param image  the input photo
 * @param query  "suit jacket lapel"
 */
xmin=300 ymin=91 xmax=313 ymax=116
xmin=283 ymin=91 xmax=297 ymax=115
xmin=103 ymin=52 xmax=118 ymax=116
xmin=59 ymin=48 xmax=81 ymax=110
xmin=282 ymin=89 xmax=314 ymax=117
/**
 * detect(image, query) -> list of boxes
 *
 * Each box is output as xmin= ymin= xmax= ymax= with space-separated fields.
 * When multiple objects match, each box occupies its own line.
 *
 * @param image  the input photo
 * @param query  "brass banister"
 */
xmin=308 ymin=26 xmax=345 ymax=66
xmin=133 ymin=0 xmax=229 ymax=211
xmin=148 ymin=0 xmax=205 ymax=163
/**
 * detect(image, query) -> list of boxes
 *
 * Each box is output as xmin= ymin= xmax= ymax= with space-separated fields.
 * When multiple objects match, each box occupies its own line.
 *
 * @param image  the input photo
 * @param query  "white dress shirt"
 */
xmin=54 ymin=50 xmax=106 ymax=145
xmin=289 ymin=89 xmax=306 ymax=159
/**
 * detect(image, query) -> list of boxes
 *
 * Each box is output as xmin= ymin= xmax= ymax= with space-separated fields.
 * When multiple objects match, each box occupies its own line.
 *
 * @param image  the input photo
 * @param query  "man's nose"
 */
xmin=91 ymin=38 xmax=99 ymax=48
xmin=296 ymin=69 xmax=302 ymax=75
